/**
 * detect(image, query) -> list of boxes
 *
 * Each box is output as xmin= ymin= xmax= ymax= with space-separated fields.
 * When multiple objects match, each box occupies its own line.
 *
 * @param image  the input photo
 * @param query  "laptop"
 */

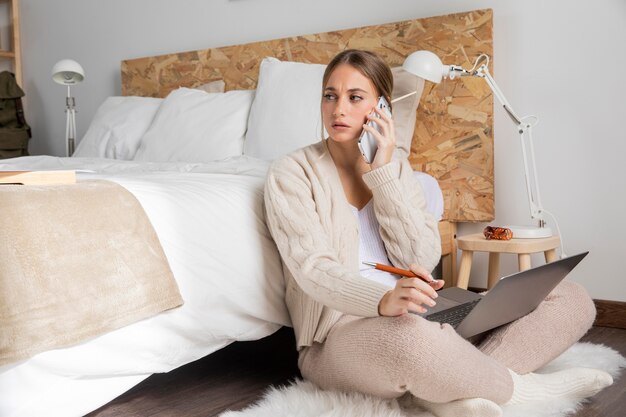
xmin=420 ymin=252 xmax=588 ymax=338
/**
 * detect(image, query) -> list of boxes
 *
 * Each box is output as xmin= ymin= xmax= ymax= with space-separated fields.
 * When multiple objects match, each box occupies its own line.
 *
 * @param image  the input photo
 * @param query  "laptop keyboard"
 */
xmin=425 ymin=298 xmax=481 ymax=327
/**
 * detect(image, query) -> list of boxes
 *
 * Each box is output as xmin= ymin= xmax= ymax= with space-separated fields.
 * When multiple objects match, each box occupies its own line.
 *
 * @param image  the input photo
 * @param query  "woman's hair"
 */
xmin=322 ymin=49 xmax=393 ymax=110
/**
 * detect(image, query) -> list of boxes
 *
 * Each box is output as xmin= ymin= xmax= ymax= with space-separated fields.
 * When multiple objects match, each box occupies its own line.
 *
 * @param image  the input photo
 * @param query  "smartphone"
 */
xmin=358 ymin=96 xmax=392 ymax=164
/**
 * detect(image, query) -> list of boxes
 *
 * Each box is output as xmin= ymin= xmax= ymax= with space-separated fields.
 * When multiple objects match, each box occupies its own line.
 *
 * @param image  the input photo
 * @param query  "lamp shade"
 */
xmin=52 ymin=59 xmax=85 ymax=85
xmin=402 ymin=50 xmax=445 ymax=83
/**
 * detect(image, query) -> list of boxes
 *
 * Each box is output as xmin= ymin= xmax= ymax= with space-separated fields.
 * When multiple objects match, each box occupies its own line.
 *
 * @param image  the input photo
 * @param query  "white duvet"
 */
xmin=0 ymin=156 xmax=291 ymax=417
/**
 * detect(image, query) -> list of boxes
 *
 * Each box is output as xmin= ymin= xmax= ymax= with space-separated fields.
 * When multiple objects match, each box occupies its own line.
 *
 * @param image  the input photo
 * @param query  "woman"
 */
xmin=263 ymin=49 xmax=612 ymax=417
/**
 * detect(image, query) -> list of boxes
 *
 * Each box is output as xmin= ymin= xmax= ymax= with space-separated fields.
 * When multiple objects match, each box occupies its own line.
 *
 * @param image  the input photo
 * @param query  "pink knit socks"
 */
xmin=506 ymin=367 xmax=613 ymax=405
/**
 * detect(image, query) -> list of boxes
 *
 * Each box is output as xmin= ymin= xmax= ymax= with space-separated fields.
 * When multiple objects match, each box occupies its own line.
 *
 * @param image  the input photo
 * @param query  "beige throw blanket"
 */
xmin=0 ymin=180 xmax=183 ymax=366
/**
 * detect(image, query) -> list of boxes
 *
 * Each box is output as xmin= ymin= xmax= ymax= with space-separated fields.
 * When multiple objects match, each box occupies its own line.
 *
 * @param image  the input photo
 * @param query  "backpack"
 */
xmin=0 ymin=71 xmax=31 ymax=159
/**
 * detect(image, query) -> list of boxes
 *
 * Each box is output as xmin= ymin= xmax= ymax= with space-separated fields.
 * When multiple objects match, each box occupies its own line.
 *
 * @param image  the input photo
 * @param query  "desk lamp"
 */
xmin=52 ymin=59 xmax=85 ymax=157
xmin=398 ymin=50 xmax=559 ymax=239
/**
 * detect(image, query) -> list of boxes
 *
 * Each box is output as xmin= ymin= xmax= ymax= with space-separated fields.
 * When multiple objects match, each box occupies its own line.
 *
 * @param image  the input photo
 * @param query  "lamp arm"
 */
xmin=474 ymin=64 xmax=522 ymax=126
xmin=65 ymin=85 xmax=77 ymax=157
xmin=523 ymin=125 xmax=546 ymax=223
xmin=473 ymin=64 xmax=547 ymax=223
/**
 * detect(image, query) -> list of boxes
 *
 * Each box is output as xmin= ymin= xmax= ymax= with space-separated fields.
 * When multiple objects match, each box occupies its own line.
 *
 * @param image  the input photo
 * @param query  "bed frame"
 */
xmin=120 ymin=9 xmax=495 ymax=284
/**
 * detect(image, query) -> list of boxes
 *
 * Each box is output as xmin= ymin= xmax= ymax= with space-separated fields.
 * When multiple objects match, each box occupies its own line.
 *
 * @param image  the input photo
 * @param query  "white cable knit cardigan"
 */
xmin=264 ymin=141 xmax=441 ymax=349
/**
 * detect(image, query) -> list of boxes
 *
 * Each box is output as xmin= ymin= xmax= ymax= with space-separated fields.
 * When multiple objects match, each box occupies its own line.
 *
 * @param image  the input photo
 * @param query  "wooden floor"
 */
xmin=89 ymin=326 xmax=625 ymax=417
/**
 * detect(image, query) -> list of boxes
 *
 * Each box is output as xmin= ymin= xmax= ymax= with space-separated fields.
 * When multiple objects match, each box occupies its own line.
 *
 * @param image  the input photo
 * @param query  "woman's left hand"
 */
xmin=362 ymin=106 xmax=396 ymax=170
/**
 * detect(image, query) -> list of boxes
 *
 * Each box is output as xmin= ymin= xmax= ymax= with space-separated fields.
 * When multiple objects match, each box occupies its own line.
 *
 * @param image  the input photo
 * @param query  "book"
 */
xmin=0 ymin=170 xmax=77 ymax=185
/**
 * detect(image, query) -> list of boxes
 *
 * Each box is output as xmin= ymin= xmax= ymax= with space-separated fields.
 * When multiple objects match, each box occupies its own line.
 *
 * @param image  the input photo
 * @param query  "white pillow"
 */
xmin=73 ymin=96 xmax=162 ymax=160
xmin=243 ymin=57 xmax=424 ymax=161
xmin=244 ymin=58 xmax=326 ymax=160
xmin=414 ymin=171 xmax=444 ymax=221
xmin=134 ymin=87 xmax=254 ymax=163
xmin=194 ymin=79 xmax=226 ymax=93
xmin=392 ymin=67 xmax=424 ymax=159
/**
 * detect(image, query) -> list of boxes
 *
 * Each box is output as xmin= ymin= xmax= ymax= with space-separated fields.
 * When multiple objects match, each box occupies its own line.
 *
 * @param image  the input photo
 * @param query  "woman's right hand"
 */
xmin=378 ymin=266 xmax=444 ymax=316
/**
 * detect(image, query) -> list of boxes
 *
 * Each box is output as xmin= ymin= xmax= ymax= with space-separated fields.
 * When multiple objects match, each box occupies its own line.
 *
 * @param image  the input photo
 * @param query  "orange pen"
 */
xmin=362 ymin=262 xmax=438 ymax=284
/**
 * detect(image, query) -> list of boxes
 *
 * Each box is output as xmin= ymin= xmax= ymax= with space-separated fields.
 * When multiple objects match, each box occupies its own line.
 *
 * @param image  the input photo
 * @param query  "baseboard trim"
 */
xmin=594 ymin=299 xmax=626 ymax=329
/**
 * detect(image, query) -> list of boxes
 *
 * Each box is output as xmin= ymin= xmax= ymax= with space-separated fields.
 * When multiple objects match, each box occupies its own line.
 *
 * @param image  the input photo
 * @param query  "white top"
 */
xmin=351 ymin=200 xmax=399 ymax=288
xmin=351 ymin=169 xmax=444 ymax=288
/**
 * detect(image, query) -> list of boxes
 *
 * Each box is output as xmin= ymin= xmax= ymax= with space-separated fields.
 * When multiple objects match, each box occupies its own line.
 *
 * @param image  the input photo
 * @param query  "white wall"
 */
xmin=19 ymin=0 xmax=626 ymax=301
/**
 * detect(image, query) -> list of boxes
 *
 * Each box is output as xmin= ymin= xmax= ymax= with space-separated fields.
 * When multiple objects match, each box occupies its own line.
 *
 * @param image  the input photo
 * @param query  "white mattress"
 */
xmin=0 ymin=156 xmax=290 ymax=417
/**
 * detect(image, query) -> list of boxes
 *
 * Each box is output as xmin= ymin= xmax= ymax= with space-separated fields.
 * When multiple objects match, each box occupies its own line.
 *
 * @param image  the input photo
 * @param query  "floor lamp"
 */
xmin=398 ymin=50 xmax=559 ymax=240
xmin=52 ymin=59 xmax=85 ymax=157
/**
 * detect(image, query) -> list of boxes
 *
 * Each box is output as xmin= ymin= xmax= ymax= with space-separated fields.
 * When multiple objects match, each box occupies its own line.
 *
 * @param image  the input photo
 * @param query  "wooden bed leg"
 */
xmin=441 ymin=253 xmax=452 ymax=287
xmin=450 ymin=222 xmax=457 ymax=285
xmin=438 ymin=221 xmax=457 ymax=287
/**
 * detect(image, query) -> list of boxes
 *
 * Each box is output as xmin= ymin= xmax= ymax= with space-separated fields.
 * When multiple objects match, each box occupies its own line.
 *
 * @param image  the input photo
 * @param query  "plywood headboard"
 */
xmin=121 ymin=9 xmax=494 ymax=222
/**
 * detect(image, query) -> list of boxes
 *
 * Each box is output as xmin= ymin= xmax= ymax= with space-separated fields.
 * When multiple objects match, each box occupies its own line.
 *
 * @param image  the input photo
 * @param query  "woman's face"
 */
xmin=322 ymin=64 xmax=379 ymax=144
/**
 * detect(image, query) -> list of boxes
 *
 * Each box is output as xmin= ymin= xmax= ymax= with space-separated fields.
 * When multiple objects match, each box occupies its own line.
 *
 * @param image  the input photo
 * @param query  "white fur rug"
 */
xmin=220 ymin=342 xmax=625 ymax=417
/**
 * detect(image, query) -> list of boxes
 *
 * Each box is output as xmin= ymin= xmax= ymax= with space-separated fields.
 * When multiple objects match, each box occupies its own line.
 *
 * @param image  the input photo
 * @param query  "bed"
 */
xmin=0 ymin=9 xmax=493 ymax=417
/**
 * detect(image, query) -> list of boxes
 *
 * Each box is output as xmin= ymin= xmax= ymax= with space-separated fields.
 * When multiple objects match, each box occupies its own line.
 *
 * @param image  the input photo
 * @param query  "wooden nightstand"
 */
xmin=455 ymin=233 xmax=560 ymax=289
